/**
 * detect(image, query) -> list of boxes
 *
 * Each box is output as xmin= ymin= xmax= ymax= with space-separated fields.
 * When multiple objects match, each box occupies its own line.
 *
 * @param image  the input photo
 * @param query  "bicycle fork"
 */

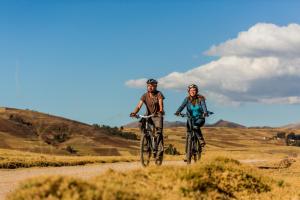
xmin=151 ymin=135 xmax=158 ymax=152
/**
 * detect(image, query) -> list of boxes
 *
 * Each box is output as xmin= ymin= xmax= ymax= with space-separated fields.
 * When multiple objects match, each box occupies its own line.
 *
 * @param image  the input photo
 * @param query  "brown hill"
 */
xmin=124 ymin=119 xmax=245 ymax=129
xmin=281 ymin=122 xmax=300 ymax=129
xmin=206 ymin=119 xmax=246 ymax=128
xmin=0 ymin=107 xmax=138 ymax=156
xmin=124 ymin=121 xmax=186 ymax=128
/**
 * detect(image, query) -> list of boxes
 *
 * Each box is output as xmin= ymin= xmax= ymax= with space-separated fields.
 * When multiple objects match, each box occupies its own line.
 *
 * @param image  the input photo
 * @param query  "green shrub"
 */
xmin=165 ymin=144 xmax=180 ymax=155
xmin=66 ymin=146 xmax=78 ymax=154
xmin=93 ymin=124 xmax=138 ymax=140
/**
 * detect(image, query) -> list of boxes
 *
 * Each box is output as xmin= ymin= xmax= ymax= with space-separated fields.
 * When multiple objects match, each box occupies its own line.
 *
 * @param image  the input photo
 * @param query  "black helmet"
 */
xmin=146 ymin=79 xmax=158 ymax=85
xmin=188 ymin=84 xmax=198 ymax=91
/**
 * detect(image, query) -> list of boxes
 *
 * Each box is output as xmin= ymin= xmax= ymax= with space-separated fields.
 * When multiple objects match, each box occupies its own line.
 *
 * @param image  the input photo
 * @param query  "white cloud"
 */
xmin=205 ymin=23 xmax=300 ymax=58
xmin=126 ymin=23 xmax=300 ymax=105
xmin=125 ymin=78 xmax=147 ymax=88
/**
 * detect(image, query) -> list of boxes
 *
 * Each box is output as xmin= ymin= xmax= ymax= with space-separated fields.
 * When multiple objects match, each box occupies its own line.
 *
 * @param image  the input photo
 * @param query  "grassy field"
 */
xmin=127 ymin=127 xmax=300 ymax=190
xmin=2 ymin=126 xmax=300 ymax=170
xmin=2 ymin=126 xmax=300 ymax=199
xmin=7 ymin=156 xmax=300 ymax=200
xmin=0 ymin=149 xmax=140 ymax=169
xmin=0 ymin=148 xmax=185 ymax=169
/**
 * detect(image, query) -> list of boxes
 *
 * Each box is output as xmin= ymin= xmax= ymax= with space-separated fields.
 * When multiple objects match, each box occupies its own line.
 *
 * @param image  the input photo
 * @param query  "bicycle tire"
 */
xmin=155 ymin=134 xmax=164 ymax=166
xmin=140 ymin=133 xmax=151 ymax=167
xmin=186 ymin=133 xmax=193 ymax=164
xmin=193 ymin=138 xmax=202 ymax=162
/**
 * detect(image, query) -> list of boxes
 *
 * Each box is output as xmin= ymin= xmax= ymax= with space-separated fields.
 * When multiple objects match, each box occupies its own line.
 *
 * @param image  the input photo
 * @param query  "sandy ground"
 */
xmin=0 ymin=161 xmax=185 ymax=200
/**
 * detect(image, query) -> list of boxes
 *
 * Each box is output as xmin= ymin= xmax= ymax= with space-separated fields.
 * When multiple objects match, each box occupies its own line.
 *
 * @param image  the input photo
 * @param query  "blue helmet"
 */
xmin=146 ymin=79 xmax=158 ymax=85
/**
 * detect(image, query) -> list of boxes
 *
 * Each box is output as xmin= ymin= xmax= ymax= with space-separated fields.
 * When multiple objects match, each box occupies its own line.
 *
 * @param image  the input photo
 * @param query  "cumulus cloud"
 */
xmin=125 ymin=78 xmax=148 ymax=88
xmin=126 ymin=23 xmax=300 ymax=105
xmin=205 ymin=23 xmax=300 ymax=58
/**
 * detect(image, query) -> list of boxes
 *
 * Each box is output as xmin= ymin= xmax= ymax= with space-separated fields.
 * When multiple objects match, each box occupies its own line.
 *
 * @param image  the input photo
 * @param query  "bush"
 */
xmin=165 ymin=144 xmax=180 ymax=155
xmin=276 ymin=131 xmax=286 ymax=139
xmin=9 ymin=114 xmax=32 ymax=127
xmin=66 ymin=146 xmax=78 ymax=154
xmin=7 ymin=176 xmax=101 ymax=200
xmin=181 ymin=157 xmax=271 ymax=199
xmin=93 ymin=124 xmax=138 ymax=140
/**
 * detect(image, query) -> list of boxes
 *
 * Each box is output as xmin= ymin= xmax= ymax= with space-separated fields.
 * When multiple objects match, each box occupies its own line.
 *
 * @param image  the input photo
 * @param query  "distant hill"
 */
xmin=124 ymin=121 xmax=186 ymax=128
xmin=0 ymin=107 xmax=138 ymax=156
xmin=281 ymin=121 xmax=300 ymax=129
xmin=124 ymin=119 xmax=245 ymax=128
xmin=206 ymin=119 xmax=246 ymax=128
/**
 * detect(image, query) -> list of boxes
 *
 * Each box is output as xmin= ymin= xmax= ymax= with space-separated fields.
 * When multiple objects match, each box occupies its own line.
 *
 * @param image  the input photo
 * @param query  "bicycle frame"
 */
xmin=137 ymin=114 xmax=156 ymax=151
xmin=177 ymin=111 xmax=213 ymax=164
xmin=135 ymin=114 xmax=164 ymax=166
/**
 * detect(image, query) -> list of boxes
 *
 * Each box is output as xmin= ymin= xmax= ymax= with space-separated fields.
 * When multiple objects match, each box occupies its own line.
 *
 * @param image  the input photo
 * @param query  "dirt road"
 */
xmin=0 ymin=161 xmax=184 ymax=200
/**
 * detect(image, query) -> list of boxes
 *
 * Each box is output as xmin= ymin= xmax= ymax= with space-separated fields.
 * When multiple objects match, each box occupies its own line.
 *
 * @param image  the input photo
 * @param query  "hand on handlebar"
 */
xmin=175 ymin=112 xmax=186 ymax=117
xmin=158 ymin=110 xmax=165 ymax=116
xmin=130 ymin=112 xmax=137 ymax=118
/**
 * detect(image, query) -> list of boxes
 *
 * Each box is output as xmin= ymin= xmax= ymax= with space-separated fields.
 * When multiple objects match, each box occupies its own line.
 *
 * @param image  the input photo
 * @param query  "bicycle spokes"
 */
xmin=140 ymin=134 xmax=151 ymax=167
xmin=155 ymin=134 xmax=164 ymax=166
xmin=186 ymin=133 xmax=202 ymax=164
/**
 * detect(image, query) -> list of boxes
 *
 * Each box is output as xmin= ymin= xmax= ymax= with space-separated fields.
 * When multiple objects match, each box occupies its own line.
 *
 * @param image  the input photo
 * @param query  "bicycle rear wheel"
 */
xmin=155 ymin=134 xmax=164 ymax=166
xmin=140 ymin=133 xmax=151 ymax=167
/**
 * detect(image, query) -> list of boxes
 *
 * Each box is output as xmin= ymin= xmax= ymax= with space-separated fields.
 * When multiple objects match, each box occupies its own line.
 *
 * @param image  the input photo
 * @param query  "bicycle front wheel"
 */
xmin=155 ymin=134 xmax=164 ymax=166
xmin=193 ymin=138 xmax=202 ymax=163
xmin=140 ymin=133 xmax=151 ymax=167
xmin=186 ymin=134 xmax=193 ymax=165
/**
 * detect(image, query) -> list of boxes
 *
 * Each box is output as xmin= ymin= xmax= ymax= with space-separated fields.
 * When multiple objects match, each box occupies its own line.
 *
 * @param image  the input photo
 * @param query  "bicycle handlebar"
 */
xmin=135 ymin=114 xmax=156 ymax=119
xmin=176 ymin=111 xmax=214 ymax=118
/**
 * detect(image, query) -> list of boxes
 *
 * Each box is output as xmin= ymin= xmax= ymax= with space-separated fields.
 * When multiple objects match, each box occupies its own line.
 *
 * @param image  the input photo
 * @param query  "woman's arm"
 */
xmin=200 ymin=99 xmax=208 ymax=116
xmin=175 ymin=98 xmax=188 ymax=114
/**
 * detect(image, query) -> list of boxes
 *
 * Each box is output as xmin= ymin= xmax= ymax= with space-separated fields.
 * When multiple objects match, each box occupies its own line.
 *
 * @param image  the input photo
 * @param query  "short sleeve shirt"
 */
xmin=140 ymin=91 xmax=165 ymax=114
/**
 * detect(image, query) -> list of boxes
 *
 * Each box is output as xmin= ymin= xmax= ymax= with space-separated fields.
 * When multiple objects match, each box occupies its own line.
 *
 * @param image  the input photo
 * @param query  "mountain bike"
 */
xmin=177 ymin=111 xmax=213 ymax=164
xmin=134 ymin=114 xmax=164 ymax=167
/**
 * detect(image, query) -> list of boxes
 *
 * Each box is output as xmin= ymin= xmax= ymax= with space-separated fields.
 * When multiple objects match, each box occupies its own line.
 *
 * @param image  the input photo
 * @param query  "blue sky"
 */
xmin=1 ymin=0 xmax=300 ymax=127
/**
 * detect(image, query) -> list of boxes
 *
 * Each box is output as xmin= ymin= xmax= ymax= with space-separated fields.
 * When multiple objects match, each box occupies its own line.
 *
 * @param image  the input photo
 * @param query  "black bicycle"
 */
xmin=134 ymin=114 xmax=164 ymax=167
xmin=177 ymin=111 xmax=213 ymax=164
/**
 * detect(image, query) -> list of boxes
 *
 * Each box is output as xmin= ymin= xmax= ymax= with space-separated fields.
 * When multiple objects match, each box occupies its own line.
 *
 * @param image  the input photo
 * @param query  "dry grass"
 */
xmin=7 ymin=156 xmax=300 ymax=200
xmin=0 ymin=148 xmax=138 ymax=169
xmin=3 ymin=126 xmax=300 ymax=199
xmin=0 ymin=148 xmax=183 ymax=169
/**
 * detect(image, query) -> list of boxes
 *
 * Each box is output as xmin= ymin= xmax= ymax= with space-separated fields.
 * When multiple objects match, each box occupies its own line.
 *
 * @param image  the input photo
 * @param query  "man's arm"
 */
xmin=131 ymin=100 xmax=144 ymax=115
xmin=158 ymin=98 xmax=164 ymax=114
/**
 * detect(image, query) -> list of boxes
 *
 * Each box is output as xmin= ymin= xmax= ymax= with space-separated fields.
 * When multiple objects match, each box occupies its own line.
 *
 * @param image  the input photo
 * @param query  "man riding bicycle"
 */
xmin=175 ymin=84 xmax=208 ymax=150
xmin=130 ymin=79 xmax=165 ymax=153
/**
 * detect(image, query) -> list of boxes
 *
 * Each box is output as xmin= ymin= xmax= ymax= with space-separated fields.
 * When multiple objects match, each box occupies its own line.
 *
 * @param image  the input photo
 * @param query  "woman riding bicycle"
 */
xmin=175 ymin=84 xmax=208 ymax=150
